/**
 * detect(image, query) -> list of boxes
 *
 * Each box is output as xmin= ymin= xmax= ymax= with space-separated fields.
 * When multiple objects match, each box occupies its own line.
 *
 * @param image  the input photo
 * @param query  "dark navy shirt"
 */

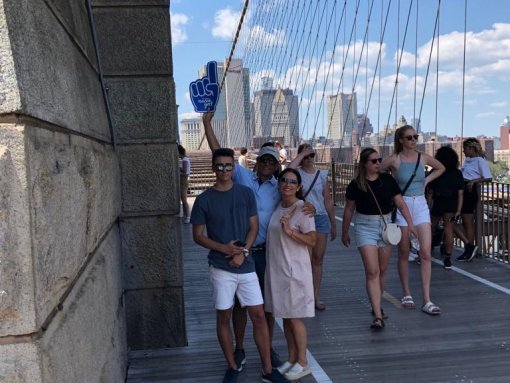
xmin=191 ymin=183 xmax=258 ymax=273
xmin=346 ymin=173 xmax=401 ymax=215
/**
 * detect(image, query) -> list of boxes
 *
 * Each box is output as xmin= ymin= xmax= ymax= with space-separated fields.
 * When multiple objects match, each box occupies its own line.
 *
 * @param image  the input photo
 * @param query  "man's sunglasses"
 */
xmin=368 ymin=158 xmax=383 ymax=164
xmin=303 ymin=153 xmax=316 ymax=160
xmin=279 ymin=177 xmax=299 ymax=185
xmin=214 ymin=163 xmax=234 ymax=172
xmin=259 ymin=157 xmax=278 ymax=165
xmin=403 ymin=134 xmax=419 ymax=141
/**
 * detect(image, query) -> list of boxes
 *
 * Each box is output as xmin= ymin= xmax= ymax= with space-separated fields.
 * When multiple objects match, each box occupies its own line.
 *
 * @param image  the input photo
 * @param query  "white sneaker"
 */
xmin=284 ymin=362 xmax=311 ymax=381
xmin=183 ymin=217 xmax=190 ymax=224
xmin=276 ymin=361 xmax=293 ymax=374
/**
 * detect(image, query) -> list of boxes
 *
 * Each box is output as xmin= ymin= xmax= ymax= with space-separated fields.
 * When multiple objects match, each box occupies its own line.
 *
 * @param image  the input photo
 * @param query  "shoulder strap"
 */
xmin=303 ymin=170 xmax=321 ymax=200
xmin=367 ymin=183 xmax=387 ymax=230
xmin=400 ymin=152 xmax=421 ymax=196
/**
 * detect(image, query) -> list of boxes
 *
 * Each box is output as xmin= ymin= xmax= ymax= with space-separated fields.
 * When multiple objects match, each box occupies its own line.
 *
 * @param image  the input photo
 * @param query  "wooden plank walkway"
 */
xmin=127 ymin=206 xmax=510 ymax=383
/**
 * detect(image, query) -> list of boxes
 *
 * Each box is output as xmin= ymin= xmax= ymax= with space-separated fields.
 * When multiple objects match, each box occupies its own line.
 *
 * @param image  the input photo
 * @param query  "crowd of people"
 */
xmin=185 ymin=114 xmax=492 ymax=383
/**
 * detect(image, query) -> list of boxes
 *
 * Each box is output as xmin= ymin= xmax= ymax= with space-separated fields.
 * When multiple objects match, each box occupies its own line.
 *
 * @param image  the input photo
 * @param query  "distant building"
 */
xmin=499 ymin=116 xmax=510 ymax=150
xmin=180 ymin=117 xmax=208 ymax=150
xmin=327 ymin=93 xmax=357 ymax=146
xmin=252 ymin=86 xmax=299 ymax=147
xmin=495 ymin=149 xmax=510 ymax=168
xmin=198 ymin=58 xmax=251 ymax=148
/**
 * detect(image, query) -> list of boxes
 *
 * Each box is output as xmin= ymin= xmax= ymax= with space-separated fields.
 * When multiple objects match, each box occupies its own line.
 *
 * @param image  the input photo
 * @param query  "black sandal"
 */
xmin=370 ymin=317 xmax=385 ymax=330
xmin=371 ymin=308 xmax=389 ymax=319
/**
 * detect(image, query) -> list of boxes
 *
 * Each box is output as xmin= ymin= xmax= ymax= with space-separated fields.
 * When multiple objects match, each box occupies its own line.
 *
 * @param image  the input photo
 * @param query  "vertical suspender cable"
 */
xmin=460 ymin=0 xmax=468 ymax=163
xmin=434 ymin=2 xmax=440 ymax=153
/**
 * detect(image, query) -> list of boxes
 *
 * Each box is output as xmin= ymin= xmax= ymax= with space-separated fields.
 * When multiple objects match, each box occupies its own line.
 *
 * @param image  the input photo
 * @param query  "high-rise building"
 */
xmin=180 ymin=117 xmax=208 ymax=150
xmin=252 ymin=86 xmax=299 ymax=147
xmin=327 ymin=93 xmax=357 ymax=146
xmin=198 ymin=58 xmax=251 ymax=148
xmin=499 ymin=116 xmax=510 ymax=150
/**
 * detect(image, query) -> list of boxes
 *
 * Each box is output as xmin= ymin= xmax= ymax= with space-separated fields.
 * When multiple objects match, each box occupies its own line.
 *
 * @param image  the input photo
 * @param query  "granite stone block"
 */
xmin=121 ymin=215 xmax=183 ymax=289
xmin=119 ymin=144 xmax=180 ymax=214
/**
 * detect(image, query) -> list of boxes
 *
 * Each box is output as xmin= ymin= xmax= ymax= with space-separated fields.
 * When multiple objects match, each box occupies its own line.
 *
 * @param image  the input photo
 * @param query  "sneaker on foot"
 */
xmin=467 ymin=244 xmax=478 ymax=262
xmin=223 ymin=368 xmax=239 ymax=383
xmin=233 ymin=348 xmax=246 ymax=371
xmin=276 ymin=361 xmax=293 ymax=374
xmin=284 ymin=363 xmax=312 ymax=381
xmin=443 ymin=256 xmax=452 ymax=269
xmin=183 ymin=216 xmax=191 ymax=224
xmin=270 ymin=348 xmax=283 ymax=368
xmin=261 ymin=368 xmax=291 ymax=383
xmin=456 ymin=252 xmax=469 ymax=261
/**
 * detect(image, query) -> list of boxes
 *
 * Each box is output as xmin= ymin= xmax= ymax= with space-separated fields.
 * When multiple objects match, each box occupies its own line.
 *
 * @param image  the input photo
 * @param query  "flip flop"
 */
xmin=370 ymin=317 xmax=385 ymax=330
xmin=401 ymin=295 xmax=416 ymax=309
xmin=422 ymin=301 xmax=441 ymax=315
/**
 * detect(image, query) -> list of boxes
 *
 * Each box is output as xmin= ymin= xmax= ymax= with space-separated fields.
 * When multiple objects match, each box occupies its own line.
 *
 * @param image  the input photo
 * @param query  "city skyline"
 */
xmin=171 ymin=0 xmax=510 ymax=141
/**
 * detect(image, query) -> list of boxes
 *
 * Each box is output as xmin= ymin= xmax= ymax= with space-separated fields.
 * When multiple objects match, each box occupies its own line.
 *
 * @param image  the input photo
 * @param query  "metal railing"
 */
xmin=478 ymin=181 xmax=510 ymax=264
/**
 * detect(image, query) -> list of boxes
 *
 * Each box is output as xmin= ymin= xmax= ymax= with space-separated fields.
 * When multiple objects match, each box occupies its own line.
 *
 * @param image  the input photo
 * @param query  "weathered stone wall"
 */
xmin=0 ymin=0 xmax=183 ymax=380
xmin=92 ymin=0 xmax=186 ymax=350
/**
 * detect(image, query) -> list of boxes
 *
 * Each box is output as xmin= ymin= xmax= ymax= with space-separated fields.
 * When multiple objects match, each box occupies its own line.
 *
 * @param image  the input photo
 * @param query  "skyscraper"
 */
xmin=198 ymin=58 xmax=251 ymax=148
xmin=327 ymin=93 xmax=357 ymax=146
xmin=252 ymin=86 xmax=299 ymax=147
xmin=180 ymin=117 xmax=208 ymax=150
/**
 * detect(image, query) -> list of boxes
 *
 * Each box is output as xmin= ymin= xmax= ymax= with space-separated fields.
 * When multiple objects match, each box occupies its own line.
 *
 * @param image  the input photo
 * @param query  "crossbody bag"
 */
xmin=367 ymin=183 xmax=402 ymax=245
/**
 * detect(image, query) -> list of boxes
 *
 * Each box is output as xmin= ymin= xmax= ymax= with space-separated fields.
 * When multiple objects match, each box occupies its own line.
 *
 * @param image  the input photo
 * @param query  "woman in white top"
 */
xmin=453 ymin=138 xmax=492 ymax=261
xmin=380 ymin=125 xmax=445 ymax=315
xmin=178 ymin=144 xmax=191 ymax=223
xmin=289 ymin=144 xmax=336 ymax=311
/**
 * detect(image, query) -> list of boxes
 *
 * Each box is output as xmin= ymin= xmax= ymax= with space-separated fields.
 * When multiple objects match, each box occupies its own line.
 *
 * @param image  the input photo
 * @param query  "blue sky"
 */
xmin=170 ymin=0 xmax=510 ymax=140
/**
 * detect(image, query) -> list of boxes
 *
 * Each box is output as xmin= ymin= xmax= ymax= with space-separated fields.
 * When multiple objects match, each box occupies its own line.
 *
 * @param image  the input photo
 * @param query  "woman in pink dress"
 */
xmin=265 ymin=168 xmax=316 ymax=381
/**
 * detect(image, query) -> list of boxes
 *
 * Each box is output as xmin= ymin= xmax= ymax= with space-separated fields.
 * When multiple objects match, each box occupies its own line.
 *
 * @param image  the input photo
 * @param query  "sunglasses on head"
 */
xmin=368 ymin=157 xmax=383 ymax=164
xmin=279 ymin=177 xmax=299 ymax=185
xmin=403 ymin=134 xmax=419 ymax=141
xmin=303 ymin=153 xmax=316 ymax=160
xmin=214 ymin=163 xmax=234 ymax=172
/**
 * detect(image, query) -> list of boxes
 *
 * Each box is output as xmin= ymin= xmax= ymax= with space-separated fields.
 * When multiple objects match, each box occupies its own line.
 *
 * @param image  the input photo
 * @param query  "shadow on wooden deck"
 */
xmin=127 ymin=207 xmax=510 ymax=383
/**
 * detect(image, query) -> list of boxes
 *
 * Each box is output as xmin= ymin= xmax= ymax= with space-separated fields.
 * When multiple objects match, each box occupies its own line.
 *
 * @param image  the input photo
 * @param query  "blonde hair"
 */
xmin=463 ymin=137 xmax=485 ymax=158
xmin=355 ymin=148 xmax=378 ymax=192
xmin=393 ymin=125 xmax=415 ymax=154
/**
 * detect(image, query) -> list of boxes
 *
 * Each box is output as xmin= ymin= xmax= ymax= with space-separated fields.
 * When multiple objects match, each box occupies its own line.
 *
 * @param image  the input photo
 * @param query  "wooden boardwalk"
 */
xmin=127 ymin=206 xmax=510 ymax=383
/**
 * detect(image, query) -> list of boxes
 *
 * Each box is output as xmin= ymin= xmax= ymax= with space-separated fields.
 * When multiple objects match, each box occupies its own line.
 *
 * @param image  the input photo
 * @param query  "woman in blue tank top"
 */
xmin=380 ymin=125 xmax=445 ymax=315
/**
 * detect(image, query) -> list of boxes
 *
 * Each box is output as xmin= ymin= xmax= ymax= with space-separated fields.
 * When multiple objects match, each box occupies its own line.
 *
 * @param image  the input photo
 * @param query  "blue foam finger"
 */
xmin=189 ymin=61 xmax=220 ymax=113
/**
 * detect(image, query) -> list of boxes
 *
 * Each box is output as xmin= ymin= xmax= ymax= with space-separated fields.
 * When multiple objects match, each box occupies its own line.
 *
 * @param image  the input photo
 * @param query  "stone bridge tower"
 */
xmin=0 ymin=1 xmax=185 ymax=381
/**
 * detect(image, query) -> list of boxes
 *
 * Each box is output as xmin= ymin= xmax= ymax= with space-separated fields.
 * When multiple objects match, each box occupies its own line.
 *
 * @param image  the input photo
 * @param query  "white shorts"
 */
xmin=396 ymin=195 xmax=431 ymax=227
xmin=209 ymin=266 xmax=263 ymax=310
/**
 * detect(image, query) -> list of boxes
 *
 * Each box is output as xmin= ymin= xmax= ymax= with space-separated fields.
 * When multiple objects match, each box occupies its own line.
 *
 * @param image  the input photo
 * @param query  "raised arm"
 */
xmin=202 ymin=111 xmax=220 ymax=151
xmin=423 ymin=153 xmax=445 ymax=188
xmin=289 ymin=146 xmax=314 ymax=169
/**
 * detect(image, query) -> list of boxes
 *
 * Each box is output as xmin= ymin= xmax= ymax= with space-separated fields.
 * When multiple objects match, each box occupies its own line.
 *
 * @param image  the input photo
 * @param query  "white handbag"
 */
xmin=367 ymin=183 xmax=402 ymax=245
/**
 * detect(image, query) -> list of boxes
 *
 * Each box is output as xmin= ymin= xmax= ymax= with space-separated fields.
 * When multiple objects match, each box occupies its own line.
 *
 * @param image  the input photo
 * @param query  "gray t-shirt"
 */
xmin=191 ymin=183 xmax=258 ymax=273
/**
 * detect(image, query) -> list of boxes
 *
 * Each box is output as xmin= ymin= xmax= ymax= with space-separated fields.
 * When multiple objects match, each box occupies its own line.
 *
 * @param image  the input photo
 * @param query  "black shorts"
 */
xmin=431 ymin=197 xmax=457 ymax=216
xmin=461 ymin=185 xmax=479 ymax=214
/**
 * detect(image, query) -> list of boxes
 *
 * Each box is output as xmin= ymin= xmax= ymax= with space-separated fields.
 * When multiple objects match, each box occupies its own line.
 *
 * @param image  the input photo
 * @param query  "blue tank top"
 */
xmin=394 ymin=156 xmax=425 ymax=196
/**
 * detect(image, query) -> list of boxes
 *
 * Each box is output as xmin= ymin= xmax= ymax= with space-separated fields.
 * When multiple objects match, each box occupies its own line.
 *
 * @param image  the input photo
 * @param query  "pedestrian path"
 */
xmin=127 ymin=207 xmax=510 ymax=383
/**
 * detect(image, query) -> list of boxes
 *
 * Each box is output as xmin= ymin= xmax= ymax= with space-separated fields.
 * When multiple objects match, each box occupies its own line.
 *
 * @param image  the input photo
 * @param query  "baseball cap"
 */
xmin=257 ymin=146 xmax=280 ymax=162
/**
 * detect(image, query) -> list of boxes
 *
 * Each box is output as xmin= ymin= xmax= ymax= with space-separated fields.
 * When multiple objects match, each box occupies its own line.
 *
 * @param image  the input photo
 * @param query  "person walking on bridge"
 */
xmin=381 ymin=125 xmax=445 ymax=315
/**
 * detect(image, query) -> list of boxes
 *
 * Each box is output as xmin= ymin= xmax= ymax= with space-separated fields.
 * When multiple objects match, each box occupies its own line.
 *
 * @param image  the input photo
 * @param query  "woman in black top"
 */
xmin=342 ymin=148 xmax=416 ymax=329
xmin=427 ymin=146 xmax=465 ymax=269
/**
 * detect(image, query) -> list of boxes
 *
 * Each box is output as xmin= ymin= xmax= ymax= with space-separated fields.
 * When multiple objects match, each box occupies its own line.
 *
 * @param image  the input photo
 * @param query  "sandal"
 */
xmin=315 ymin=301 xmax=326 ymax=311
xmin=370 ymin=317 xmax=385 ymax=330
xmin=401 ymin=295 xmax=416 ymax=309
xmin=422 ymin=301 xmax=441 ymax=315
xmin=371 ymin=308 xmax=389 ymax=319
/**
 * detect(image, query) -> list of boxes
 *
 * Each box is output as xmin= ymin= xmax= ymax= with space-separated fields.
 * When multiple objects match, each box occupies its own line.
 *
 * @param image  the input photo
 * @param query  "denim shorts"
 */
xmin=396 ymin=195 xmax=431 ymax=226
xmin=353 ymin=213 xmax=390 ymax=248
xmin=314 ymin=214 xmax=331 ymax=234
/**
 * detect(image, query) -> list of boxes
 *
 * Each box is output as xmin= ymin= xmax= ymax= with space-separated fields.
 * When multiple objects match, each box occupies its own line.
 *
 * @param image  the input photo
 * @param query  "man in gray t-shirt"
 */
xmin=191 ymin=148 xmax=289 ymax=383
